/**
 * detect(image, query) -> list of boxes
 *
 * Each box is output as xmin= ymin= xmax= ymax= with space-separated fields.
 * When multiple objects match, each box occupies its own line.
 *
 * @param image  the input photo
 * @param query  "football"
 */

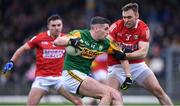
xmin=65 ymin=46 xmax=82 ymax=56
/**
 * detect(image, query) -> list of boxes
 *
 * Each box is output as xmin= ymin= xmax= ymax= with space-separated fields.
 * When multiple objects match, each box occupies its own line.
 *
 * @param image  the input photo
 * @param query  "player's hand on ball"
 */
xmin=121 ymin=77 xmax=133 ymax=90
xmin=68 ymin=38 xmax=85 ymax=50
xmin=3 ymin=60 xmax=14 ymax=73
xmin=66 ymin=46 xmax=82 ymax=56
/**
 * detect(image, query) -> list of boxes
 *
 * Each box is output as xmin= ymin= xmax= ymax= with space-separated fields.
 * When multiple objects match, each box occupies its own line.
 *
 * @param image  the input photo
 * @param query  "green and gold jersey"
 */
xmin=64 ymin=29 xmax=120 ymax=75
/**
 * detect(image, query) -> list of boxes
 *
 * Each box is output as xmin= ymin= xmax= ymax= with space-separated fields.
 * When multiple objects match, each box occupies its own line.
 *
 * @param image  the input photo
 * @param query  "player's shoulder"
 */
xmin=113 ymin=19 xmax=124 ymax=26
xmin=138 ymin=19 xmax=149 ymax=29
xmin=28 ymin=31 xmax=45 ymax=41
xmin=104 ymin=38 xmax=111 ymax=46
xmin=110 ymin=19 xmax=124 ymax=32
xmin=79 ymin=29 xmax=90 ymax=37
xmin=68 ymin=30 xmax=81 ymax=38
xmin=69 ymin=29 xmax=89 ymax=38
xmin=31 ymin=31 xmax=49 ymax=41
xmin=36 ymin=31 xmax=48 ymax=38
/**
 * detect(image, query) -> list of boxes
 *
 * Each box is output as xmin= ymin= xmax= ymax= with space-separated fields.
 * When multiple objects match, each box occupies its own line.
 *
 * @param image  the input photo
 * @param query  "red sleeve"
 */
xmin=139 ymin=25 xmax=150 ymax=42
xmin=27 ymin=34 xmax=39 ymax=48
xmin=109 ymin=22 xmax=119 ymax=41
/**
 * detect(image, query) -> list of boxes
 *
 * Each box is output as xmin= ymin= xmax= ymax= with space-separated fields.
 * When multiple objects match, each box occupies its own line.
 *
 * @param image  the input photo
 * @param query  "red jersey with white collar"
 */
xmin=108 ymin=19 xmax=150 ymax=65
xmin=27 ymin=31 xmax=66 ymax=77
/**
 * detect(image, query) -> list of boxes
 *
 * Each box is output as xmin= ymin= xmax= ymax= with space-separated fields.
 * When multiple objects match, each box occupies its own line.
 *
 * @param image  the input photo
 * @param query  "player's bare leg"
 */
xmin=79 ymin=77 xmax=111 ymax=105
xmin=142 ymin=74 xmax=174 ymax=106
xmin=79 ymin=77 xmax=123 ymax=106
xmin=109 ymin=88 xmax=123 ymax=106
xmin=58 ymin=86 xmax=83 ymax=106
xmin=107 ymin=76 xmax=120 ymax=90
xmin=107 ymin=76 xmax=123 ymax=105
xmin=27 ymin=88 xmax=47 ymax=106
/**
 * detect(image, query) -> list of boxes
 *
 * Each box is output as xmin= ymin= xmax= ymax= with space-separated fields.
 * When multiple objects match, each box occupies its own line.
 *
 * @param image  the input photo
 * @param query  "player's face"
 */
xmin=96 ymin=24 xmax=110 ymax=40
xmin=48 ymin=19 xmax=63 ymax=37
xmin=122 ymin=9 xmax=138 ymax=28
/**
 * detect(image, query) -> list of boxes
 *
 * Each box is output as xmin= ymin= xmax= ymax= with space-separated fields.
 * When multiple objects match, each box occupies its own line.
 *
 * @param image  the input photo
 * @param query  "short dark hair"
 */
xmin=122 ymin=3 xmax=139 ymax=13
xmin=47 ymin=14 xmax=62 ymax=24
xmin=90 ymin=16 xmax=111 ymax=25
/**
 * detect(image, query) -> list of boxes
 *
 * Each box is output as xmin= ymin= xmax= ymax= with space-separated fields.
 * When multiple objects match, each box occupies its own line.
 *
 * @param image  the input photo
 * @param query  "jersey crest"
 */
xmin=134 ymin=35 xmax=139 ymax=40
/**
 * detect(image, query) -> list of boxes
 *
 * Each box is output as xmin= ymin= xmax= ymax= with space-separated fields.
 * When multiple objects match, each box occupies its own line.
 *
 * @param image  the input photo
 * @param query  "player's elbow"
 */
xmin=53 ymin=40 xmax=59 ymax=46
xmin=141 ymin=54 xmax=147 ymax=58
xmin=53 ymin=39 xmax=63 ymax=46
xmin=54 ymin=36 xmax=69 ymax=46
xmin=141 ymin=51 xmax=148 ymax=58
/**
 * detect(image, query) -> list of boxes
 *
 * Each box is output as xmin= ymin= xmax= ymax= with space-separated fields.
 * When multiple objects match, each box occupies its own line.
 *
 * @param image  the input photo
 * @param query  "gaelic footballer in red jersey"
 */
xmin=3 ymin=14 xmax=83 ymax=106
xmin=108 ymin=19 xmax=150 ymax=65
xmin=107 ymin=3 xmax=173 ymax=105
xmin=27 ymin=31 xmax=65 ymax=77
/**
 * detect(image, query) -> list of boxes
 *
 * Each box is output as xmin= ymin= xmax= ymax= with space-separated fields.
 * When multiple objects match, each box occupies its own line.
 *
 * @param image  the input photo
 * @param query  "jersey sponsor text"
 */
xmin=43 ymin=49 xmax=65 ymax=58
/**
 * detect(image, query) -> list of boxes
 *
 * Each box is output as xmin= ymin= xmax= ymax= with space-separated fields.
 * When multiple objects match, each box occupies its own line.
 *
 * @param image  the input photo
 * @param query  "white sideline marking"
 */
xmin=0 ymin=95 xmax=158 ymax=104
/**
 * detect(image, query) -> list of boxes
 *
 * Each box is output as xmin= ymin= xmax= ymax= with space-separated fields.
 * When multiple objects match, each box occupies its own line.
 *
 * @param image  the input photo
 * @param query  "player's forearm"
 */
xmin=120 ymin=60 xmax=131 ymax=77
xmin=11 ymin=44 xmax=29 ymax=62
xmin=126 ymin=41 xmax=149 ymax=60
xmin=54 ymin=36 xmax=70 ymax=46
xmin=125 ymin=49 xmax=147 ymax=60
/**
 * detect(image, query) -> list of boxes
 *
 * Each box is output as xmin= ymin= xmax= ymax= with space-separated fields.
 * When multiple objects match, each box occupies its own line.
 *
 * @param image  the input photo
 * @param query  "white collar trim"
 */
xmin=134 ymin=19 xmax=139 ymax=29
xmin=47 ymin=30 xmax=50 ymax=36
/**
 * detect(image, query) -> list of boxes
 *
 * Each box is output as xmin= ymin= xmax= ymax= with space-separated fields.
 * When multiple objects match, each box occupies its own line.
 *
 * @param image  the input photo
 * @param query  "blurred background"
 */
xmin=0 ymin=0 xmax=180 ymax=104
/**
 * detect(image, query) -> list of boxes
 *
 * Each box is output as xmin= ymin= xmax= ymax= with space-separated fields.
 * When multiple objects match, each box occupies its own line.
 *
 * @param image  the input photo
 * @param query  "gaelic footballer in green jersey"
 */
xmin=54 ymin=16 xmax=129 ymax=105
xmin=64 ymin=29 xmax=124 ymax=75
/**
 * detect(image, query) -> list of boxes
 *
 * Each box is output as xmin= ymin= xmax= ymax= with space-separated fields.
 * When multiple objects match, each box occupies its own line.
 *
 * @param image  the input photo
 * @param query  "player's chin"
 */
xmin=125 ymin=23 xmax=135 ymax=29
xmin=125 ymin=24 xmax=131 ymax=28
xmin=99 ymin=37 xmax=106 ymax=41
xmin=101 ymin=34 xmax=108 ymax=40
xmin=55 ymin=30 xmax=61 ymax=34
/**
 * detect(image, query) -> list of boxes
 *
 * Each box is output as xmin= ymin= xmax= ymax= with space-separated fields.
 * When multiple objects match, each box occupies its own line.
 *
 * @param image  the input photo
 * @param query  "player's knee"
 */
xmin=152 ymin=86 xmax=165 ymax=97
xmin=27 ymin=95 xmax=41 ymax=106
xmin=110 ymin=89 xmax=123 ymax=101
xmin=104 ymin=90 xmax=111 ymax=97
xmin=101 ymin=88 xmax=112 ymax=98
xmin=109 ymin=88 xmax=123 ymax=105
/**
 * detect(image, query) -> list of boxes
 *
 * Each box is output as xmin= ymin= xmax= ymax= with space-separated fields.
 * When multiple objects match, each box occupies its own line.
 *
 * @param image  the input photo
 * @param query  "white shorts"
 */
xmin=31 ymin=76 xmax=63 ymax=92
xmin=93 ymin=69 xmax=107 ymax=81
xmin=62 ymin=70 xmax=87 ymax=94
xmin=108 ymin=62 xmax=153 ymax=86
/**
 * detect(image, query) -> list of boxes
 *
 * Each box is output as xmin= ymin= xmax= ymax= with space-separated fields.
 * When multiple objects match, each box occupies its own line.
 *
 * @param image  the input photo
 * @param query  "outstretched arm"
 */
xmin=3 ymin=43 xmax=31 ymax=73
xmin=120 ymin=60 xmax=131 ymax=77
xmin=120 ymin=60 xmax=132 ymax=90
xmin=54 ymin=36 xmax=70 ymax=46
xmin=54 ymin=36 xmax=85 ymax=50
xmin=107 ymin=35 xmax=132 ymax=90
xmin=11 ymin=43 xmax=31 ymax=62
xmin=126 ymin=41 xmax=149 ymax=60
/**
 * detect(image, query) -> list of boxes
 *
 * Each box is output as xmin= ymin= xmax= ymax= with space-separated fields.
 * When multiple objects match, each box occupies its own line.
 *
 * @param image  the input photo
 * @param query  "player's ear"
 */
xmin=47 ymin=24 xmax=50 ymax=29
xmin=135 ymin=12 xmax=139 ymax=19
xmin=62 ymin=23 xmax=63 ymax=27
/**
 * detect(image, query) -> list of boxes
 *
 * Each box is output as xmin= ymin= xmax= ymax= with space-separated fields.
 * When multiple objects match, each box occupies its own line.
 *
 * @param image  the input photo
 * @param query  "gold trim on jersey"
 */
xmin=67 ymin=70 xmax=83 ymax=82
xmin=107 ymin=41 xmax=123 ymax=54
xmin=68 ymin=30 xmax=81 ymax=38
